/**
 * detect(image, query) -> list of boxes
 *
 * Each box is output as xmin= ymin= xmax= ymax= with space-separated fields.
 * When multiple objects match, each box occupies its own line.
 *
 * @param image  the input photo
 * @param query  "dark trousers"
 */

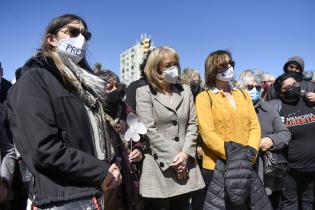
xmin=190 ymin=168 xmax=214 ymax=210
xmin=269 ymin=191 xmax=281 ymax=210
xmin=143 ymin=193 xmax=190 ymax=210
xmin=280 ymin=170 xmax=315 ymax=210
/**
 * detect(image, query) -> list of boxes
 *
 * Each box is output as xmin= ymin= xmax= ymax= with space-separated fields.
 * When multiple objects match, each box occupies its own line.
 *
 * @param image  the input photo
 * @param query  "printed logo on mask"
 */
xmin=57 ymin=34 xmax=87 ymax=63
xmin=65 ymin=44 xmax=85 ymax=57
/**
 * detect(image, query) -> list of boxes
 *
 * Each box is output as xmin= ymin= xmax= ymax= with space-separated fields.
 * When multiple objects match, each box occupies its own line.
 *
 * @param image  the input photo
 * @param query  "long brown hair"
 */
xmin=39 ymin=14 xmax=91 ymax=83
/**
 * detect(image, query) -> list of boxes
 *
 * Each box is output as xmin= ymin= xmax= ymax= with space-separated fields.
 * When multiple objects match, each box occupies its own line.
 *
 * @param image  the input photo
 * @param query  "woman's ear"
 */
xmin=46 ymin=34 xmax=59 ymax=47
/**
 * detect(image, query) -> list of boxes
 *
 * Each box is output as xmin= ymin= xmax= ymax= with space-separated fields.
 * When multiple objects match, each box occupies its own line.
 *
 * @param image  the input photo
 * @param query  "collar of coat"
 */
xmin=149 ymin=83 xmax=184 ymax=112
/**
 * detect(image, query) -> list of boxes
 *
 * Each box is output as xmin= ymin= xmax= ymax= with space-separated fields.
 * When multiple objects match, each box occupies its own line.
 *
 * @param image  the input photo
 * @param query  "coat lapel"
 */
xmin=172 ymin=86 xmax=184 ymax=111
xmin=154 ymin=85 xmax=184 ymax=112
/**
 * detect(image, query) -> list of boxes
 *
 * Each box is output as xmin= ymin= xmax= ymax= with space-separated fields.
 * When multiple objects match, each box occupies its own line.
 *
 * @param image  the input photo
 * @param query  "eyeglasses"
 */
xmin=60 ymin=26 xmax=92 ymax=41
xmin=216 ymin=61 xmax=235 ymax=72
xmin=246 ymin=84 xmax=262 ymax=91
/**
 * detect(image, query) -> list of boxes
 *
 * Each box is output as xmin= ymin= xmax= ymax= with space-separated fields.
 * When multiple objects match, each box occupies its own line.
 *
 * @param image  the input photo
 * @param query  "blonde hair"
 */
xmin=204 ymin=50 xmax=232 ymax=87
xmin=181 ymin=68 xmax=201 ymax=85
xmin=262 ymin=73 xmax=275 ymax=82
xmin=235 ymin=69 xmax=262 ymax=90
xmin=144 ymin=46 xmax=180 ymax=92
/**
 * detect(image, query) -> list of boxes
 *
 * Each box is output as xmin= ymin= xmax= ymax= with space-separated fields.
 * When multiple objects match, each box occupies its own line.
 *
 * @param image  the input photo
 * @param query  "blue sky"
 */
xmin=0 ymin=0 xmax=314 ymax=82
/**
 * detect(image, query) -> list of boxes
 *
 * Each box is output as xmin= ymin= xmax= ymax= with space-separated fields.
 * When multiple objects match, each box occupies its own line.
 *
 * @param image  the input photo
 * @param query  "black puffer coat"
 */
xmin=203 ymin=142 xmax=272 ymax=210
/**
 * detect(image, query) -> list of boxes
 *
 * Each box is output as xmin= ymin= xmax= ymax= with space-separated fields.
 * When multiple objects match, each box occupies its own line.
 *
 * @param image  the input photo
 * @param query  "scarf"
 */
xmin=60 ymin=55 xmax=113 ymax=162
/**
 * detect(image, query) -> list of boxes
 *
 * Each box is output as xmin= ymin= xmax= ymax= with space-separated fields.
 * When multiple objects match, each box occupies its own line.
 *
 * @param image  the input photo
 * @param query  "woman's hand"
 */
xmin=306 ymin=92 xmax=315 ymax=103
xmin=177 ymin=167 xmax=189 ymax=180
xmin=129 ymin=148 xmax=143 ymax=163
xmin=101 ymin=163 xmax=122 ymax=192
xmin=260 ymin=137 xmax=274 ymax=151
xmin=170 ymin=152 xmax=189 ymax=172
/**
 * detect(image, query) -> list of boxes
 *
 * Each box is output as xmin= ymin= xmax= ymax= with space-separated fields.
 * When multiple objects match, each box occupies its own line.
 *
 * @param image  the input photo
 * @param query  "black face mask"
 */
xmin=106 ymin=89 xmax=123 ymax=107
xmin=191 ymin=83 xmax=201 ymax=98
xmin=282 ymin=86 xmax=301 ymax=101
xmin=286 ymin=71 xmax=303 ymax=81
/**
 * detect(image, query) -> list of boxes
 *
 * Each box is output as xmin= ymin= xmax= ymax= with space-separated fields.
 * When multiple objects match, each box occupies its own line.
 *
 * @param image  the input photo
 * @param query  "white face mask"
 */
xmin=162 ymin=66 xmax=179 ymax=84
xmin=57 ymin=34 xmax=87 ymax=63
xmin=216 ymin=66 xmax=234 ymax=82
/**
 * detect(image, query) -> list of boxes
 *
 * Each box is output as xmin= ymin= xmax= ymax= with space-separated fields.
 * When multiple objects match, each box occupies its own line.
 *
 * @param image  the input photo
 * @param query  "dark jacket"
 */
xmin=0 ymin=78 xmax=12 ymax=103
xmin=125 ymin=78 xmax=148 ymax=111
xmin=204 ymin=142 xmax=272 ymax=210
xmin=7 ymin=56 xmax=109 ymax=207
xmin=256 ymin=100 xmax=290 ymax=150
xmin=0 ymin=103 xmax=16 ymax=186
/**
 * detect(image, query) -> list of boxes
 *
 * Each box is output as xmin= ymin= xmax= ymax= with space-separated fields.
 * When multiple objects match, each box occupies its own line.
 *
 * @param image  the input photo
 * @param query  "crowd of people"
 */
xmin=0 ymin=14 xmax=314 ymax=210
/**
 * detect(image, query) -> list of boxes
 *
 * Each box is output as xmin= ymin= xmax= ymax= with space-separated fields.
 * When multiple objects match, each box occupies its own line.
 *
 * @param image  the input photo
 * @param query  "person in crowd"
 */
xmin=181 ymin=67 xmax=204 ymax=210
xmin=236 ymin=70 xmax=291 ymax=209
xmin=181 ymin=67 xmax=203 ymax=100
xmin=261 ymin=73 xmax=275 ymax=100
xmin=95 ymin=70 xmax=145 ymax=210
xmin=272 ymin=73 xmax=315 ymax=209
xmin=7 ymin=14 xmax=122 ymax=209
xmin=125 ymin=49 xmax=153 ymax=111
xmin=0 ymin=63 xmax=16 ymax=209
xmin=267 ymin=56 xmax=315 ymax=102
xmin=196 ymin=50 xmax=270 ymax=209
xmin=136 ymin=46 xmax=204 ymax=210
xmin=238 ymin=69 xmax=254 ymax=79
xmin=0 ymin=62 xmax=12 ymax=103
xmin=0 ymin=121 xmax=16 ymax=208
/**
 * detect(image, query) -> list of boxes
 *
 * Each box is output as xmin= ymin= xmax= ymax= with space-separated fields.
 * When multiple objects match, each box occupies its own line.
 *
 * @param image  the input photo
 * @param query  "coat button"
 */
xmin=159 ymin=162 xmax=164 ymax=168
xmin=174 ymin=137 xmax=179 ymax=142
xmin=172 ymin=120 xmax=177 ymax=126
xmin=153 ymin=153 xmax=158 ymax=160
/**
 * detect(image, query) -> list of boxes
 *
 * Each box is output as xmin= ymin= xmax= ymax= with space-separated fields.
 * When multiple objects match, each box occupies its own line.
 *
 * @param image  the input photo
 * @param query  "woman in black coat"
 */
xmin=7 ymin=14 xmax=121 ymax=209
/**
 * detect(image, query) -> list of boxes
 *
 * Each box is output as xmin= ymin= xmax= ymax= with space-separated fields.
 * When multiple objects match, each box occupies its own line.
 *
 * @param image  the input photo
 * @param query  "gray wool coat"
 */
xmin=255 ymin=99 xmax=291 ymax=191
xmin=136 ymin=84 xmax=205 ymax=198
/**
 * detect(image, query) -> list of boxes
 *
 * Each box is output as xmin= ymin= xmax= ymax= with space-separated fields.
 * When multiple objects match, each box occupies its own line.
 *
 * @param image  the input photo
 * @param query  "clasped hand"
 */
xmin=260 ymin=137 xmax=273 ymax=151
xmin=170 ymin=152 xmax=189 ymax=180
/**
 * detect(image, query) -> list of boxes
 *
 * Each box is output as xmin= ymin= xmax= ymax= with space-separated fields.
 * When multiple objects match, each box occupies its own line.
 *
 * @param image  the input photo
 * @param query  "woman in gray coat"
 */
xmin=236 ymin=70 xmax=291 ymax=209
xmin=136 ymin=46 xmax=204 ymax=210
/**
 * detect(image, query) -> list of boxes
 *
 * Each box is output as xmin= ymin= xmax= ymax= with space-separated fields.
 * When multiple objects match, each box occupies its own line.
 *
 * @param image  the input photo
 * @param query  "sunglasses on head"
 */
xmin=246 ymin=84 xmax=262 ymax=91
xmin=60 ymin=26 xmax=92 ymax=41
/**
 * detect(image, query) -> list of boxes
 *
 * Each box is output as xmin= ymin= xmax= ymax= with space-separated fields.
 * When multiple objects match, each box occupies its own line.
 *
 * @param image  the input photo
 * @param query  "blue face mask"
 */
xmin=248 ymin=88 xmax=261 ymax=103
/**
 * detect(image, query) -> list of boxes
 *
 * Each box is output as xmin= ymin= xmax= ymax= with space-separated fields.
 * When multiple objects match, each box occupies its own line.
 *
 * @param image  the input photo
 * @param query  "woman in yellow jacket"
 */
xmin=195 ymin=50 xmax=261 ymax=208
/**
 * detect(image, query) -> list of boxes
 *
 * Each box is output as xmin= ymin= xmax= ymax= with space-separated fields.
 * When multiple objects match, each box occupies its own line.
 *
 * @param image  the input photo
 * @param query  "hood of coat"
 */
xmin=283 ymin=56 xmax=305 ymax=73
